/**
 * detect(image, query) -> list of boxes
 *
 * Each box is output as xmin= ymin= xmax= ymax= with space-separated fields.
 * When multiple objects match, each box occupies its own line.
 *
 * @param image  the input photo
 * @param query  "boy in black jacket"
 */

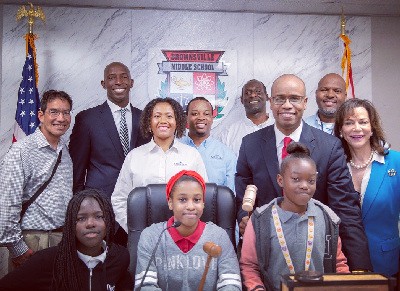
xmin=0 ymin=189 xmax=132 ymax=291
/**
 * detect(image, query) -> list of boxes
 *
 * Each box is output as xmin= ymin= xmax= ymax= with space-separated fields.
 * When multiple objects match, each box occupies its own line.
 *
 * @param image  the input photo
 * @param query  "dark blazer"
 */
xmin=69 ymin=101 xmax=148 ymax=199
xmin=235 ymin=122 xmax=372 ymax=271
xmin=362 ymin=150 xmax=400 ymax=276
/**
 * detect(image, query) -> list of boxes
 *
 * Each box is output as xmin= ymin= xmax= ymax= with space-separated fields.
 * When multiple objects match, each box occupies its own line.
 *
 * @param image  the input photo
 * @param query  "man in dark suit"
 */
xmin=69 ymin=62 xmax=148 ymax=245
xmin=236 ymin=74 xmax=372 ymax=271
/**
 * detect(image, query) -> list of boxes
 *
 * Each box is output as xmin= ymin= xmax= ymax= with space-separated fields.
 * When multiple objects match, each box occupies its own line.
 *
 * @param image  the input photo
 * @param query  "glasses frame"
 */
xmin=271 ymin=95 xmax=305 ymax=105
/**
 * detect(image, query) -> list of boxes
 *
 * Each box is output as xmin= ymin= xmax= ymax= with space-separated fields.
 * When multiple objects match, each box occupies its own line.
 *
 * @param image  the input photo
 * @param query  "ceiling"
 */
xmin=2 ymin=0 xmax=400 ymax=17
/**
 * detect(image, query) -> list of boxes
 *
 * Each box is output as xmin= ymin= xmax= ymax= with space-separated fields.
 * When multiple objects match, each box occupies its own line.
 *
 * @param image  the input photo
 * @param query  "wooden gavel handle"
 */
xmin=198 ymin=255 xmax=212 ymax=291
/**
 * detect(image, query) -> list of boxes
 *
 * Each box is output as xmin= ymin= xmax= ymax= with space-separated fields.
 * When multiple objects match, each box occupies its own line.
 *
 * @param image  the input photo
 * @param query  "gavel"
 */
xmin=198 ymin=242 xmax=222 ymax=291
xmin=242 ymin=184 xmax=258 ymax=216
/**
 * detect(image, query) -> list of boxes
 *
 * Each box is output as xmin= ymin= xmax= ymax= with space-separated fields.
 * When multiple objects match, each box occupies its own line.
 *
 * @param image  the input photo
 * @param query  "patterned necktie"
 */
xmin=281 ymin=136 xmax=292 ymax=160
xmin=119 ymin=108 xmax=129 ymax=156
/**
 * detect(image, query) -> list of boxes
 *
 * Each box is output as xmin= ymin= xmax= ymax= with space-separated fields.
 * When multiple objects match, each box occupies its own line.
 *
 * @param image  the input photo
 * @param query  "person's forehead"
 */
xmin=78 ymin=197 xmax=102 ymax=212
xmin=273 ymin=79 xmax=305 ymax=95
xmin=189 ymin=99 xmax=212 ymax=111
xmin=105 ymin=64 xmax=130 ymax=75
xmin=319 ymin=75 xmax=345 ymax=88
xmin=245 ymin=80 xmax=263 ymax=89
xmin=153 ymin=102 xmax=174 ymax=112
xmin=46 ymin=98 xmax=71 ymax=109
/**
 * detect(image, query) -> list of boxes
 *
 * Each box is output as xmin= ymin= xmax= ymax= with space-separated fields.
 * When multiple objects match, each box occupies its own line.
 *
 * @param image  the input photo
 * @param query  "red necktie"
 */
xmin=282 ymin=137 xmax=292 ymax=160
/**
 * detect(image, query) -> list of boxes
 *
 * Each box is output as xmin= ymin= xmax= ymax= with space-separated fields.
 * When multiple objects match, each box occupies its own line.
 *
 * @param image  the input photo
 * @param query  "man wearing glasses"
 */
xmin=0 ymin=90 xmax=73 ymax=271
xmin=235 ymin=74 xmax=372 ymax=272
xmin=219 ymin=79 xmax=273 ymax=156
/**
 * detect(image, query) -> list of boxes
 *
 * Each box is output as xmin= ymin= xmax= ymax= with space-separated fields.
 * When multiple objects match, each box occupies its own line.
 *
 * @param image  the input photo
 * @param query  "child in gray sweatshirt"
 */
xmin=135 ymin=170 xmax=242 ymax=290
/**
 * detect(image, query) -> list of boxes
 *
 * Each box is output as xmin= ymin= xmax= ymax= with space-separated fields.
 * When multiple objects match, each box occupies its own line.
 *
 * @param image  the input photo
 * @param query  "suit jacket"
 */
xmin=362 ymin=150 xmax=400 ymax=276
xmin=69 ymin=101 xmax=148 ymax=199
xmin=235 ymin=122 xmax=372 ymax=271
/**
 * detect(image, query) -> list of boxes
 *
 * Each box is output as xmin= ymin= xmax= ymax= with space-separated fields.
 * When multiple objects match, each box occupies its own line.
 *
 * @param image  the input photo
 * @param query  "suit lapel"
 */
xmin=299 ymin=123 xmax=316 ymax=156
xmin=361 ymin=160 xmax=387 ymax=219
xmin=99 ymin=102 xmax=125 ymax=158
xmin=261 ymin=127 xmax=281 ymax=197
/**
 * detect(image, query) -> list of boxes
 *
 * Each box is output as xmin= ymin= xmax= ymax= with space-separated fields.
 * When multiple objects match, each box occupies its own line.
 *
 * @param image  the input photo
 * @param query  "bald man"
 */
xmin=69 ymin=62 xmax=149 ymax=245
xmin=235 ymin=74 xmax=372 ymax=271
xmin=305 ymin=73 xmax=347 ymax=134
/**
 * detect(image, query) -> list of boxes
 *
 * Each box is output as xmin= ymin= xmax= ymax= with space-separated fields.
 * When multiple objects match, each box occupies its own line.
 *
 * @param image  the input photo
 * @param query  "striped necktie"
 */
xmin=119 ymin=108 xmax=129 ymax=156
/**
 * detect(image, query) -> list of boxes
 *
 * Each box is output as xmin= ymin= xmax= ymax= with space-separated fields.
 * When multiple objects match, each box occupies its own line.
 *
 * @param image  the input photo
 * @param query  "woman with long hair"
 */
xmin=334 ymin=98 xmax=400 ymax=276
xmin=0 ymin=189 xmax=132 ymax=290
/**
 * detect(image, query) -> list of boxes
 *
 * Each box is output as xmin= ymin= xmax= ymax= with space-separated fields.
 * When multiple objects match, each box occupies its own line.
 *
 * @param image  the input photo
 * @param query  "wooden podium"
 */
xmin=281 ymin=273 xmax=396 ymax=291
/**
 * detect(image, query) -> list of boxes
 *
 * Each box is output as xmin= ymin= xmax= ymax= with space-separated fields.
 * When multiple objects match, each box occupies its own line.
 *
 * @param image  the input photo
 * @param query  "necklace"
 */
xmin=271 ymin=205 xmax=314 ymax=274
xmin=349 ymin=151 xmax=374 ymax=170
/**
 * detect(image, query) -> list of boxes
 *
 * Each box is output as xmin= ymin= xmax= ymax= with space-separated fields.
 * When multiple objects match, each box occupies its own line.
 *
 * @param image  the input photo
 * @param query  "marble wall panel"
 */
xmin=0 ymin=5 xmax=371 ymax=158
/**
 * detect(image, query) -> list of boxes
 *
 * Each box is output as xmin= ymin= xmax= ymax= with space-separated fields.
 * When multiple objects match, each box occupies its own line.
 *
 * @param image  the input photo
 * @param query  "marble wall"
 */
xmin=0 ymin=5 xmax=371 ymax=159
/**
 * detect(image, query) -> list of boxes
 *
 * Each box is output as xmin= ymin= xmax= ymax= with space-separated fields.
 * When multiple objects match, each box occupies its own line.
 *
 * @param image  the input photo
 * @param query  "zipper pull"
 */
xmin=89 ymin=268 xmax=93 ymax=291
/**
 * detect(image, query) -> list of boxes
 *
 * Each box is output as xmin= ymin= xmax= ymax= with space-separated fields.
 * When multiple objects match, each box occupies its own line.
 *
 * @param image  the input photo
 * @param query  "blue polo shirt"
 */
xmin=180 ymin=135 xmax=236 ymax=192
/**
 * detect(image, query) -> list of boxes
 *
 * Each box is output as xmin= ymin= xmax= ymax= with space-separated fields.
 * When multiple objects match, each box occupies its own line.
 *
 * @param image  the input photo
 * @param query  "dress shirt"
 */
xmin=274 ymin=122 xmax=303 ymax=166
xmin=219 ymin=114 xmax=273 ymax=156
xmin=304 ymin=112 xmax=334 ymax=135
xmin=348 ymin=151 xmax=385 ymax=206
xmin=0 ymin=128 xmax=73 ymax=257
xmin=107 ymin=99 xmax=132 ymax=141
xmin=111 ymin=139 xmax=208 ymax=232
xmin=180 ymin=135 xmax=236 ymax=192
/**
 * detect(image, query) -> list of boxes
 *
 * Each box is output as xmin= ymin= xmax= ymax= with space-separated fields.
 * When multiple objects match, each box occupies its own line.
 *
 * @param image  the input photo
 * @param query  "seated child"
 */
xmin=135 ymin=170 xmax=241 ymax=290
xmin=0 ymin=189 xmax=133 ymax=291
xmin=240 ymin=142 xmax=349 ymax=291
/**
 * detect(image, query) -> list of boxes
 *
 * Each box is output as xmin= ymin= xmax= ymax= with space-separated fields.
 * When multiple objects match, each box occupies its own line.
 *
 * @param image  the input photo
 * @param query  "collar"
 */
xmin=181 ymin=134 xmax=210 ymax=148
xmin=372 ymin=151 xmax=385 ymax=164
xmin=36 ymin=127 xmax=65 ymax=152
xmin=167 ymin=216 xmax=205 ymax=244
xmin=147 ymin=138 xmax=180 ymax=153
xmin=274 ymin=121 xmax=303 ymax=147
xmin=77 ymin=241 xmax=108 ymax=269
xmin=314 ymin=112 xmax=334 ymax=131
xmin=107 ymin=99 xmax=131 ymax=114
xmin=275 ymin=197 xmax=318 ymax=223
xmin=243 ymin=113 xmax=270 ymax=128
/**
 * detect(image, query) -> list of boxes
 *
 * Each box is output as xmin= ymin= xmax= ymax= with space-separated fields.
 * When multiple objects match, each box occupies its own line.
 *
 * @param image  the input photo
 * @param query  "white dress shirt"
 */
xmin=107 ymin=100 xmax=132 ymax=141
xmin=219 ymin=114 xmax=273 ymax=156
xmin=111 ymin=139 xmax=208 ymax=232
xmin=274 ymin=122 xmax=303 ymax=166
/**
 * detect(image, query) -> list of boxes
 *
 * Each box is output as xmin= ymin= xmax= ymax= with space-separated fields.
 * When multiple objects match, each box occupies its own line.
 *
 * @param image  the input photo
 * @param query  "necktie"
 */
xmin=119 ymin=108 xmax=129 ymax=156
xmin=282 ymin=136 xmax=292 ymax=160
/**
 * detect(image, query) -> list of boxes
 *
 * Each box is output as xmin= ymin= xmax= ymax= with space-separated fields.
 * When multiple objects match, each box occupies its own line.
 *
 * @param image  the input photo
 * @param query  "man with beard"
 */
xmin=304 ymin=73 xmax=347 ymax=134
xmin=219 ymin=79 xmax=273 ymax=156
xmin=181 ymin=97 xmax=236 ymax=192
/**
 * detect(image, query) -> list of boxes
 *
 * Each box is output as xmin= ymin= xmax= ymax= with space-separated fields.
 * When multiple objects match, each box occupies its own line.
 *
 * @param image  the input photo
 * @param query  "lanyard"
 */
xmin=271 ymin=205 xmax=315 ymax=274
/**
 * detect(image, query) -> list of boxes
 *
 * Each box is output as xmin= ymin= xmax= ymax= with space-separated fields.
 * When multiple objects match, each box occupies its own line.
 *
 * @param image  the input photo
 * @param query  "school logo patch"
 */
xmin=157 ymin=50 xmax=234 ymax=127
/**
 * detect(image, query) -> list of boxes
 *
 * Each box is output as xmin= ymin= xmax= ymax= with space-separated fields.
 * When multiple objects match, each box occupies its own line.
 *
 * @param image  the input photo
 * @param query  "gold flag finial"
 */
xmin=16 ymin=2 xmax=45 ymax=34
xmin=340 ymin=7 xmax=346 ymax=36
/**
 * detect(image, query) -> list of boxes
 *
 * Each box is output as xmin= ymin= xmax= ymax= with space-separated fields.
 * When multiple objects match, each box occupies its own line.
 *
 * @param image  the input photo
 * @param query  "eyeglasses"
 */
xmin=47 ymin=109 xmax=71 ymax=118
xmin=271 ymin=95 xmax=305 ymax=105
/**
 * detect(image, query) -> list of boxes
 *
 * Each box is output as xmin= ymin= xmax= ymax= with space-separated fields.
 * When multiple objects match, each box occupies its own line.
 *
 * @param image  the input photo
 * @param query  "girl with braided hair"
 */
xmin=0 ymin=189 xmax=132 ymax=290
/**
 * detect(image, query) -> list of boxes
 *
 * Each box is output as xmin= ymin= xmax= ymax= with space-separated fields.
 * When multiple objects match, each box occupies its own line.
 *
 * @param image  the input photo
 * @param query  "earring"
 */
xmin=340 ymin=133 xmax=343 ymax=138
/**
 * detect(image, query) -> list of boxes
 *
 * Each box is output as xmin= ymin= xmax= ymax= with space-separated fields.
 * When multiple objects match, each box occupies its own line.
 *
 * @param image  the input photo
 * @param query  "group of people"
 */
xmin=0 ymin=60 xmax=398 ymax=290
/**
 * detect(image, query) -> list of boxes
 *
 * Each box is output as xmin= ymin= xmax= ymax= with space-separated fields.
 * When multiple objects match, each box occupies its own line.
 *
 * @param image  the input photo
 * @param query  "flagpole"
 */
xmin=340 ymin=8 xmax=355 ymax=98
xmin=13 ymin=3 xmax=45 ymax=142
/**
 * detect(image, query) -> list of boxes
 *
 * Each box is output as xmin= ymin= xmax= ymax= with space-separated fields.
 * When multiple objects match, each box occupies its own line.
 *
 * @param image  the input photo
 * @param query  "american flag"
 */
xmin=13 ymin=35 xmax=40 ymax=142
